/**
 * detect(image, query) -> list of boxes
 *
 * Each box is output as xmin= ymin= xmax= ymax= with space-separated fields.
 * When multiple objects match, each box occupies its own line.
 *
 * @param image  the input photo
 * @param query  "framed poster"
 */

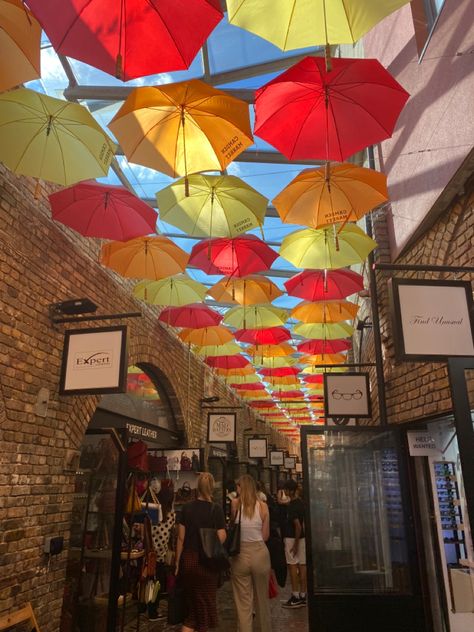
xmin=389 ymin=278 xmax=474 ymax=361
xmin=59 ymin=326 xmax=128 ymax=395
xmin=248 ymin=438 xmax=268 ymax=459
xmin=324 ymin=373 xmax=371 ymax=419
xmin=270 ymin=450 xmax=284 ymax=466
xmin=284 ymin=456 xmax=296 ymax=470
xmin=159 ymin=449 xmax=203 ymax=472
xmin=207 ymin=412 xmax=236 ymax=443
xmin=295 ymin=462 xmax=303 ymax=473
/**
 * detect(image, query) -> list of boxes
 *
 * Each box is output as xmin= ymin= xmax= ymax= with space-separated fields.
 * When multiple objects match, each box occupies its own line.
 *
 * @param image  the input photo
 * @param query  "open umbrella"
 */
xmin=234 ymin=326 xmax=291 ymax=345
xmin=259 ymin=367 xmax=300 ymax=377
xmin=178 ymin=325 xmax=233 ymax=346
xmin=273 ymin=164 xmax=388 ymax=228
xmin=133 ymin=274 xmax=207 ymax=306
xmin=214 ymin=365 xmax=255 ymax=376
xmin=0 ymin=88 xmax=115 ymax=186
xmin=239 ymin=390 xmax=271 ymax=399
xmin=254 ymin=56 xmax=409 ymax=162
xmin=194 ymin=342 xmax=242 ymax=357
xmin=246 ymin=343 xmax=295 ymax=358
xmin=297 ymin=339 xmax=351 ymax=355
xmin=263 ymin=376 xmax=300 ymax=386
xmin=285 ymin=269 xmax=364 ymax=301
xmin=222 ymin=374 xmax=260 ymax=384
xmin=255 ymin=356 xmax=297 ymax=369
xmin=231 ymin=382 xmax=266 ymax=391
xmin=266 ymin=383 xmax=302 ymax=392
xmin=280 ymin=224 xmax=377 ymax=270
xmin=158 ymin=304 xmax=222 ymax=328
xmin=27 ymin=0 xmax=223 ymax=81
xmin=190 ymin=235 xmax=277 ymax=277
xmin=0 ymin=0 xmax=41 ymax=92
xmin=223 ymin=304 xmax=287 ymax=329
xmin=291 ymin=300 xmax=359 ymax=323
xmin=157 ymin=174 xmax=267 ymax=238
xmin=101 ymin=235 xmax=188 ymax=280
xmin=294 ymin=322 xmax=354 ymax=340
xmin=303 ymin=375 xmax=324 ymax=384
xmin=300 ymin=353 xmax=347 ymax=366
xmin=109 ymin=80 xmax=252 ymax=179
xmin=50 ymin=180 xmax=157 ymax=241
xmin=208 ymin=275 xmax=282 ymax=305
xmin=205 ymin=355 xmax=250 ymax=370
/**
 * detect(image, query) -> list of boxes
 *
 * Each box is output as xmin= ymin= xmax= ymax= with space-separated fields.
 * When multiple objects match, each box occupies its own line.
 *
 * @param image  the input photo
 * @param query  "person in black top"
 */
xmin=175 ymin=472 xmax=226 ymax=632
xmin=281 ymin=479 xmax=307 ymax=609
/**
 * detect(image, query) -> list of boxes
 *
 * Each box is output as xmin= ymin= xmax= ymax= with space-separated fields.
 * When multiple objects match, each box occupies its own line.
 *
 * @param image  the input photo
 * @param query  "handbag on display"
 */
xmin=150 ymin=454 xmax=168 ymax=474
xmin=180 ymin=452 xmax=192 ymax=472
xmin=125 ymin=476 xmax=142 ymax=515
xmin=141 ymin=515 xmax=158 ymax=581
xmin=199 ymin=504 xmax=230 ymax=572
xmin=137 ymin=488 xmax=162 ymax=526
xmin=226 ymin=507 xmax=241 ymax=557
xmin=127 ymin=440 xmax=149 ymax=471
xmin=175 ymin=482 xmax=195 ymax=504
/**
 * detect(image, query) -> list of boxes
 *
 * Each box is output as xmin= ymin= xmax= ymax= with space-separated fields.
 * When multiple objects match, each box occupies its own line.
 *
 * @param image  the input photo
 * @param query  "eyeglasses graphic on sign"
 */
xmin=331 ymin=389 xmax=363 ymax=400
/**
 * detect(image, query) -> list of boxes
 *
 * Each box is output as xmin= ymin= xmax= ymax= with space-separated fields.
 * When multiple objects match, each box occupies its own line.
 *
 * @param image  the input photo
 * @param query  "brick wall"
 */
xmin=0 ymin=166 xmax=291 ymax=629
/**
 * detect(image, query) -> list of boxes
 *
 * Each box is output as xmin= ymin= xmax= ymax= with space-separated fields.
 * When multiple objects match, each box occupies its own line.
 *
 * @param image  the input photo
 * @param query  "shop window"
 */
xmin=411 ymin=0 xmax=446 ymax=59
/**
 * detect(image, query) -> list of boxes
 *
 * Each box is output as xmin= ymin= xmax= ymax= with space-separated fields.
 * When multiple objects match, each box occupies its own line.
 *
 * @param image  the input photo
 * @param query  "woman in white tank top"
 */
xmin=230 ymin=475 xmax=271 ymax=632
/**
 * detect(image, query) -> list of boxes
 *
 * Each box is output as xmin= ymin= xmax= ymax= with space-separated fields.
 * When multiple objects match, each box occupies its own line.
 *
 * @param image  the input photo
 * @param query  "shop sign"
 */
xmin=248 ymin=437 xmax=268 ymax=459
xmin=207 ymin=412 xmax=236 ymax=443
xmin=295 ymin=462 xmax=303 ymax=473
xmin=284 ymin=456 xmax=296 ymax=470
xmin=126 ymin=422 xmax=158 ymax=441
xmin=270 ymin=450 xmax=284 ymax=466
xmin=324 ymin=373 xmax=371 ymax=419
xmin=407 ymin=431 xmax=441 ymax=456
xmin=59 ymin=326 xmax=128 ymax=395
xmin=389 ymin=278 xmax=474 ymax=361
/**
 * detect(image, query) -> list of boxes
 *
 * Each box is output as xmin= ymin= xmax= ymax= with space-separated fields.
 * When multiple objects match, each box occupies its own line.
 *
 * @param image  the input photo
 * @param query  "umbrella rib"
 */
xmin=55 ymin=0 xmax=95 ymax=51
xmin=143 ymin=0 xmax=188 ymax=65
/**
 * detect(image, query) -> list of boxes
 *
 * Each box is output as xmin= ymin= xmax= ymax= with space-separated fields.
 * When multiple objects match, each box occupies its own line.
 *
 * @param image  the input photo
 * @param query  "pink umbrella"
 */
xmin=234 ymin=326 xmax=291 ymax=345
xmin=189 ymin=235 xmax=277 ymax=276
xmin=49 ymin=180 xmax=157 ymax=240
xmin=205 ymin=355 xmax=250 ymax=369
xmin=158 ymin=304 xmax=222 ymax=328
xmin=285 ymin=269 xmax=365 ymax=301
xmin=231 ymin=383 xmax=266 ymax=390
xmin=258 ymin=367 xmax=300 ymax=377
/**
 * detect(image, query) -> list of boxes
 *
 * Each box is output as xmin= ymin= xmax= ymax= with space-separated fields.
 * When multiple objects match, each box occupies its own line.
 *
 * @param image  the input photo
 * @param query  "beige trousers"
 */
xmin=230 ymin=541 xmax=271 ymax=632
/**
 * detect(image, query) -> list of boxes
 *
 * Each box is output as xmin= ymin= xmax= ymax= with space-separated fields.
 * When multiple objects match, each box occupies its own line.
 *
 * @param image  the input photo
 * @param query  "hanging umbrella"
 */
xmin=266 ymin=382 xmax=302 ymax=392
xmin=190 ymin=235 xmax=277 ymax=277
xmin=254 ymin=356 xmax=297 ymax=368
xmin=285 ymin=269 xmax=364 ymax=301
xmin=109 ymin=80 xmax=252 ymax=179
xmin=291 ymin=300 xmax=359 ymax=323
xmin=0 ymin=88 xmax=116 ymax=186
xmin=214 ymin=365 xmax=255 ymax=376
xmin=27 ymin=0 xmax=223 ymax=81
xmin=223 ymin=304 xmax=287 ymax=329
xmin=205 ymin=355 xmax=250 ymax=370
xmin=272 ymin=390 xmax=305 ymax=399
xmin=239 ymin=390 xmax=271 ymax=399
xmin=302 ymin=365 xmax=348 ymax=374
xmin=294 ymin=322 xmax=354 ymax=340
xmin=157 ymin=174 xmax=267 ymax=238
xmin=133 ymin=274 xmax=207 ymax=306
xmin=246 ymin=343 xmax=295 ymax=358
xmin=194 ymin=342 xmax=242 ymax=357
xmin=178 ymin=325 xmax=233 ymax=346
xmin=231 ymin=382 xmax=266 ymax=390
xmin=208 ymin=275 xmax=282 ymax=305
xmin=273 ymin=164 xmax=388 ymax=228
xmin=158 ymin=304 xmax=222 ymax=328
xmin=303 ymin=375 xmax=324 ymax=384
xmin=0 ymin=0 xmax=41 ymax=93
xmin=222 ymin=373 xmax=261 ymax=384
xmin=100 ymin=235 xmax=188 ymax=280
xmin=280 ymin=224 xmax=377 ymax=270
xmin=297 ymin=339 xmax=351 ymax=355
xmin=259 ymin=367 xmax=300 ymax=377
xmin=249 ymin=401 xmax=277 ymax=409
xmin=254 ymin=56 xmax=409 ymax=162
xmin=234 ymin=326 xmax=291 ymax=345
xmin=49 ymin=180 xmax=157 ymax=241
xmin=300 ymin=353 xmax=347 ymax=366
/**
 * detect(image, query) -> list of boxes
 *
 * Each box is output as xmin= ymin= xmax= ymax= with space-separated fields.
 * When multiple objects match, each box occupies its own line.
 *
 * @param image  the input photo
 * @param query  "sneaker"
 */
xmin=299 ymin=595 xmax=307 ymax=606
xmin=282 ymin=595 xmax=304 ymax=609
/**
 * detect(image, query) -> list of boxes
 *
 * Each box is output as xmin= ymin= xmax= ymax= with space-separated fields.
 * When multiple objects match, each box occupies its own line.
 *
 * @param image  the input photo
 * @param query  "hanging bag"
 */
xmin=226 ymin=506 xmax=241 ymax=557
xmin=199 ymin=504 xmax=230 ymax=572
xmin=180 ymin=452 xmax=192 ymax=471
xmin=135 ymin=488 xmax=163 ymax=526
xmin=127 ymin=440 xmax=148 ymax=471
xmin=125 ymin=474 xmax=142 ymax=515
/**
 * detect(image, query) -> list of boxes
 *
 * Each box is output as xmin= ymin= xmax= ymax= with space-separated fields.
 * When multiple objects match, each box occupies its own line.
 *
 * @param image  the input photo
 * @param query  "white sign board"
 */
xmin=207 ymin=413 xmax=236 ymax=443
xmin=324 ymin=373 xmax=371 ymax=418
xmin=248 ymin=438 xmax=268 ymax=459
xmin=407 ymin=431 xmax=441 ymax=457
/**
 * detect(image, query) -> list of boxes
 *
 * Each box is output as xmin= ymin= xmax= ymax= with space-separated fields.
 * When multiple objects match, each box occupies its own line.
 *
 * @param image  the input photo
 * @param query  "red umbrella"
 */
xmin=189 ymin=235 xmax=277 ymax=277
xmin=249 ymin=401 xmax=277 ymax=409
xmin=258 ymin=367 xmax=300 ymax=377
xmin=158 ymin=304 xmax=222 ymax=328
xmin=297 ymin=339 xmax=351 ymax=355
xmin=307 ymin=394 xmax=324 ymax=401
xmin=272 ymin=390 xmax=305 ymax=399
xmin=285 ymin=269 xmax=364 ymax=301
xmin=205 ymin=355 xmax=250 ymax=369
xmin=303 ymin=374 xmax=324 ymax=384
xmin=231 ymin=382 xmax=266 ymax=390
xmin=27 ymin=0 xmax=223 ymax=81
xmin=254 ymin=56 xmax=409 ymax=161
xmin=234 ymin=326 xmax=291 ymax=345
xmin=49 ymin=180 xmax=157 ymax=241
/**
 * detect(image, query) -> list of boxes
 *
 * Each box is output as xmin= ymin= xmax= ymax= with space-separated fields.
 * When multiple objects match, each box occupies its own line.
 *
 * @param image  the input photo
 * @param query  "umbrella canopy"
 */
xmin=222 ymin=373 xmax=260 ymax=384
xmin=0 ymin=0 xmax=41 ymax=92
xmin=101 ymin=235 xmax=188 ymax=280
xmin=194 ymin=342 xmax=242 ymax=357
xmin=178 ymin=325 xmax=233 ymax=346
xmin=27 ymin=0 xmax=223 ymax=81
xmin=246 ymin=343 xmax=295 ymax=357
xmin=254 ymin=56 xmax=409 ymax=162
xmin=208 ymin=275 xmax=282 ymax=305
xmin=50 ymin=180 xmax=157 ymax=241
xmin=231 ymin=382 xmax=266 ymax=390
xmin=303 ymin=375 xmax=324 ymax=384
xmin=259 ymin=367 xmax=300 ymax=377
xmin=285 ymin=269 xmax=364 ymax=301
xmin=280 ymin=224 xmax=377 ymax=270
xmin=227 ymin=0 xmax=409 ymax=50
xmin=263 ymin=376 xmax=300 ymax=386
xmin=255 ymin=356 xmax=297 ymax=368
xmin=158 ymin=304 xmax=222 ymax=328
xmin=239 ymin=390 xmax=271 ymax=399
xmin=157 ymin=174 xmax=267 ymax=238
xmin=214 ymin=365 xmax=255 ymax=376
xmin=133 ymin=274 xmax=207 ymax=306
xmin=273 ymin=164 xmax=388 ymax=228
xmin=249 ymin=401 xmax=277 ymax=409
xmin=205 ymin=355 xmax=250 ymax=369
xmin=294 ymin=322 xmax=354 ymax=340
xmin=291 ymin=300 xmax=359 ymax=323
xmin=272 ymin=390 xmax=305 ymax=399
xmin=190 ymin=235 xmax=277 ymax=277
xmin=223 ymin=304 xmax=288 ymax=329
xmin=302 ymin=365 xmax=348 ymax=374
xmin=300 ymin=353 xmax=347 ymax=366
xmin=234 ymin=326 xmax=291 ymax=345
xmin=267 ymin=383 xmax=302 ymax=392
xmin=109 ymin=80 xmax=252 ymax=177
xmin=297 ymin=339 xmax=351 ymax=355
xmin=0 ymin=88 xmax=115 ymax=185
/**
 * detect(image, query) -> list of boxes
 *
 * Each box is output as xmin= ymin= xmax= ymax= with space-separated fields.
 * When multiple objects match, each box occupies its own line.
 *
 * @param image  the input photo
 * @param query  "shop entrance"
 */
xmin=301 ymin=425 xmax=428 ymax=632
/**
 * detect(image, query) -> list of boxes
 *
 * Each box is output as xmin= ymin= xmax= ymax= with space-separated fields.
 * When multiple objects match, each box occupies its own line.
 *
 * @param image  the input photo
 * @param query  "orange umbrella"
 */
xmin=208 ymin=275 xmax=282 ymax=305
xmin=213 ymin=365 xmax=255 ymax=377
xmin=299 ymin=353 xmax=347 ymax=365
xmin=291 ymin=300 xmax=359 ymax=323
xmin=262 ymin=375 xmax=300 ymax=386
xmin=246 ymin=343 xmax=295 ymax=358
xmin=178 ymin=326 xmax=233 ymax=346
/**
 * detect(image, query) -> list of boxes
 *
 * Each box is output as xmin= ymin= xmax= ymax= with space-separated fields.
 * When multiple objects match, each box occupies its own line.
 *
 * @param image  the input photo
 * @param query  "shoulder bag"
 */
xmin=226 ymin=506 xmax=241 ymax=557
xmin=199 ymin=504 xmax=230 ymax=572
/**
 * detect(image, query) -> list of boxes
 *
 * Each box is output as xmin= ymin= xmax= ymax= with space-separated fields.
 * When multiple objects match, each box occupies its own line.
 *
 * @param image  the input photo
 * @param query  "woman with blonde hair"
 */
xmin=175 ymin=472 xmax=226 ymax=632
xmin=230 ymin=474 xmax=271 ymax=632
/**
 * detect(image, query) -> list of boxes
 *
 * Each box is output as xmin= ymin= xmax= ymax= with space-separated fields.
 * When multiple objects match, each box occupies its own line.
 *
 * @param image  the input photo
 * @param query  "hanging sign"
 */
xmin=390 ymin=279 xmax=474 ymax=361
xmin=324 ymin=373 xmax=371 ymax=418
xmin=407 ymin=431 xmax=441 ymax=456
xmin=59 ymin=326 xmax=128 ymax=395
xmin=270 ymin=450 xmax=284 ymax=466
xmin=284 ymin=456 xmax=296 ymax=470
xmin=207 ymin=412 xmax=236 ymax=443
xmin=248 ymin=438 xmax=268 ymax=459
xmin=295 ymin=462 xmax=303 ymax=473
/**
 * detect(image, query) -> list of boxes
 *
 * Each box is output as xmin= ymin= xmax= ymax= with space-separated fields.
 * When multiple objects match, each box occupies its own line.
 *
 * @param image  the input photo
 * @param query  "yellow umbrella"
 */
xmin=280 ymin=224 xmax=377 ymax=270
xmin=246 ymin=343 xmax=295 ymax=357
xmin=254 ymin=356 xmax=297 ymax=368
xmin=194 ymin=342 xmax=242 ymax=357
xmin=133 ymin=273 xmax=207 ymax=306
xmin=213 ymin=365 xmax=255 ymax=377
xmin=291 ymin=300 xmax=359 ymax=323
xmin=221 ymin=373 xmax=261 ymax=384
xmin=156 ymin=174 xmax=267 ymax=238
xmin=101 ymin=236 xmax=189 ymax=280
xmin=109 ymin=80 xmax=253 ymax=179
xmin=0 ymin=88 xmax=116 ymax=186
xmin=267 ymin=383 xmax=303 ymax=392
xmin=208 ymin=275 xmax=282 ymax=305
xmin=294 ymin=322 xmax=354 ymax=340
xmin=178 ymin=326 xmax=233 ymax=346
xmin=263 ymin=376 xmax=300 ymax=386
xmin=223 ymin=304 xmax=288 ymax=329
xmin=0 ymin=0 xmax=41 ymax=93
xmin=299 ymin=353 xmax=347 ymax=365
xmin=239 ymin=390 xmax=271 ymax=399
xmin=273 ymin=164 xmax=388 ymax=229
xmin=303 ymin=365 xmax=348 ymax=374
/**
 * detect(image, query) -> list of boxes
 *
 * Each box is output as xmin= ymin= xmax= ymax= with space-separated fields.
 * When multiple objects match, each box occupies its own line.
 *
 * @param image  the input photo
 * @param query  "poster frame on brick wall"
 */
xmin=248 ymin=437 xmax=268 ymax=459
xmin=207 ymin=412 xmax=236 ymax=444
xmin=270 ymin=450 xmax=284 ymax=466
xmin=324 ymin=373 xmax=371 ymax=419
xmin=59 ymin=325 xmax=128 ymax=395
xmin=389 ymin=278 xmax=474 ymax=361
xmin=284 ymin=456 xmax=296 ymax=470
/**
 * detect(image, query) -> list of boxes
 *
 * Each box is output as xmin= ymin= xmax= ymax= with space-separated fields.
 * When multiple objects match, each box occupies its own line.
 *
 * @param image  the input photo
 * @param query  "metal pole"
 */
xmin=296 ymin=363 xmax=376 ymax=369
xmin=373 ymin=263 xmax=474 ymax=274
